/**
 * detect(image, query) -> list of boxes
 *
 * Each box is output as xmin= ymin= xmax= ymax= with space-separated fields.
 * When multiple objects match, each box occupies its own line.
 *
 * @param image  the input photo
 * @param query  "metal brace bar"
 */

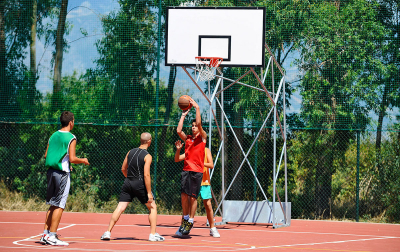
xmin=213 ymin=97 xmax=274 ymax=217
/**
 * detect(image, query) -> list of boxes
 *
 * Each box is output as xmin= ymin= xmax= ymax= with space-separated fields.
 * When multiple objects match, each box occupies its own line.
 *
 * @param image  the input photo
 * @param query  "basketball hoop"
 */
xmin=195 ymin=57 xmax=223 ymax=82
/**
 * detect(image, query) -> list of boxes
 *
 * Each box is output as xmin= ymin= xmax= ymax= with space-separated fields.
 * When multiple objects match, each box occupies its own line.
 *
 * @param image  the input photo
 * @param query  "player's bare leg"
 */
xmin=49 ymin=206 xmax=64 ymax=232
xmin=145 ymin=201 xmax=157 ymax=234
xmin=203 ymin=199 xmax=214 ymax=228
xmin=189 ymin=196 xmax=197 ymax=218
xmin=44 ymin=207 xmax=53 ymax=231
xmin=146 ymin=201 xmax=164 ymax=241
xmin=181 ymin=192 xmax=190 ymax=216
xmin=204 ymin=198 xmax=220 ymax=237
xmin=107 ymin=202 xmax=129 ymax=232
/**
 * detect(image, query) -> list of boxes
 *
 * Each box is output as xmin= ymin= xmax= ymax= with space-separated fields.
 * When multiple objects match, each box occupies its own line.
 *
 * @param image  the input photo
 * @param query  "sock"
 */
xmin=183 ymin=215 xmax=189 ymax=221
xmin=50 ymin=232 xmax=56 ymax=237
xmin=44 ymin=230 xmax=50 ymax=235
xmin=188 ymin=218 xmax=194 ymax=223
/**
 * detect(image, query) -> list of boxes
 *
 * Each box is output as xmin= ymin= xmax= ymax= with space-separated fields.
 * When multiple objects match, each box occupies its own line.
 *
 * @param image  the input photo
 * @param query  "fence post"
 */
xmin=356 ymin=130 xmax=360 ymax=222
xmin=253 ymin=135 xmax=258 ymax=201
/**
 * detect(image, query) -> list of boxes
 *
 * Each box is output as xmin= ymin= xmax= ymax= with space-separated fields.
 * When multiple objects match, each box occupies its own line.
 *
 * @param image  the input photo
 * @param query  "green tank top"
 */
xmin=45 ymin=130 xmax=76 ymax=172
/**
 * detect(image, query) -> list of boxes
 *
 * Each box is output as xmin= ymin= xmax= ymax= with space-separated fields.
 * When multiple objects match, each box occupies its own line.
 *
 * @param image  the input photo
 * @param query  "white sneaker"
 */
xmin=39 ymin=234 xmax=48 ymax=244
xmin=210 ymin=227 xmax=220 ymax=238
xmin=46 ymin=234 xmax=69 ymax=246
xmin=100 ymin=231 xmax=111 ymax=240
xmin=149 ymin=233 xmax=165 ymax=242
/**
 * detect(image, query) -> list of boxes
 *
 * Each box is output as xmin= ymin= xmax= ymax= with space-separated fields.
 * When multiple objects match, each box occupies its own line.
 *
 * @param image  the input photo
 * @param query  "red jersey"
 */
xmin=183 ymin=135 xmax=206 ymax=173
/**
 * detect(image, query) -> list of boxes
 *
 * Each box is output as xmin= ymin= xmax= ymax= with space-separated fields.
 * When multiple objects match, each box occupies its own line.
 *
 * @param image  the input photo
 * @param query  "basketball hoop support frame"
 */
xmin=181 ymin=43 xmax=290 ymax=229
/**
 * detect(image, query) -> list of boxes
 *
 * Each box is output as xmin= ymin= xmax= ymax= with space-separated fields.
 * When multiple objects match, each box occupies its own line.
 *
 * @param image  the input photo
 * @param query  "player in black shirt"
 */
xmin=100 ymin=132 xmax=164 ymax=242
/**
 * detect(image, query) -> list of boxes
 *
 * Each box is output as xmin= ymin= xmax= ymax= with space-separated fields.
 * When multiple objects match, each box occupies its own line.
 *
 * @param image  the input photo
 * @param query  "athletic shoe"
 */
xmin=210 ymin=227 xmax=220 ymax=238
xmin=46 ymin=234 xmax=69 ymax=246
xmin=149 ymin=233 xmax=165 ymax=242
xmin=39 ymin=234 xmax=48 ymax=244
xmin=175 ymin=227 xmax=183 ymax=237
xmin=182 ymin=221 xmax=193 ymax=235
xmin=100 ymin=231 xmax=111 ymax=240
xmin=175 ymin=218 xmax=187 ymax=237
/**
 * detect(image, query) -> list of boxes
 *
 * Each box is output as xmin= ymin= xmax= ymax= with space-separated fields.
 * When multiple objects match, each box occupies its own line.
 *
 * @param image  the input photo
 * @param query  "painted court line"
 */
xmin=11 ymin=237 xmax=266 ymax=251
xmin=12 ymin=224 xmax=76 ymax=248
xmin=37 ymin=240 xmax=257 ymax=251
xmin=5 ymin=220 xmax=399 ymax=251
xmin=2 ymin=221 xmax=397 ymax=239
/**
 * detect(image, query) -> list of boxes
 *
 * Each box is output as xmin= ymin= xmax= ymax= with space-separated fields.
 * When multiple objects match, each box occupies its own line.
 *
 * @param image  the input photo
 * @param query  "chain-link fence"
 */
xmin=1 ymin=123 xmax=399 ymax=222
xmin=0 ymin=0 xmax=399 ymax=223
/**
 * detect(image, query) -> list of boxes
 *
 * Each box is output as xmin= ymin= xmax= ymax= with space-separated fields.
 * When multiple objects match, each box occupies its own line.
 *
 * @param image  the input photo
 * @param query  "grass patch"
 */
xmin=0 ymin=180 xmax=48 ymax=211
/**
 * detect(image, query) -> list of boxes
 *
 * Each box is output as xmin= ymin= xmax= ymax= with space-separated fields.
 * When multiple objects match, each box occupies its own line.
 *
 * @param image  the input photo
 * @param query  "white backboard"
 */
xmin=165 ymin=7 xmax=266 ymax=67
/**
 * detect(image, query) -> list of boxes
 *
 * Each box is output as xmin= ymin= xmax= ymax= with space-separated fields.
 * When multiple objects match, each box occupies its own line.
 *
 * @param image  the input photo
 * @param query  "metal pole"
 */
xmin=221 ymin=75 xmax=225 ymax=219
xmin=272 ymin=62 xmax=276 ymax=227
xmin=356 ymin=130 xmax=360 ymax=222
xmin=208 ymin=78 xmax=212 ymax=203
xmin=208 ymin=79 xmax=212 ymax=153
xmin=284 ymin=77 xmax=288 ymax=224
xmin=254 ymin=133 xmax=258 ymax=201
xmin=153 ymin=0 xmax=162 ymax=195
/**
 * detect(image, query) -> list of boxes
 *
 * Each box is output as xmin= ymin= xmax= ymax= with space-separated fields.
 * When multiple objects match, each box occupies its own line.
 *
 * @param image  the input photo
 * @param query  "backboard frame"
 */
xmin=165 ymin=7 xmax=266 ymax=67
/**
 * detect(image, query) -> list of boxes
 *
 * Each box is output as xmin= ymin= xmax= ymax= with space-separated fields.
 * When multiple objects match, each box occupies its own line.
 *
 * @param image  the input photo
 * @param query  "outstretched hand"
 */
xmin=189 ymin=98 xmax=199 ymax=109
xmin=175 ymin=140 xmax=183 ymax=149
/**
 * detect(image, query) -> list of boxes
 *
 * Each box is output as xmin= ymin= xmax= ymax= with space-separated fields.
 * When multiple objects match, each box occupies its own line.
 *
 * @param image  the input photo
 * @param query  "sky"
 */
xmin=29 ymin=0 xmax=398 ymax=130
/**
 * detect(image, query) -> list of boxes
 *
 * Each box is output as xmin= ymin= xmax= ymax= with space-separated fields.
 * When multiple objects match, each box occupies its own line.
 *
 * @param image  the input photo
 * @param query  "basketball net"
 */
xmin=195 ymin=57 xmax=223 ymax=82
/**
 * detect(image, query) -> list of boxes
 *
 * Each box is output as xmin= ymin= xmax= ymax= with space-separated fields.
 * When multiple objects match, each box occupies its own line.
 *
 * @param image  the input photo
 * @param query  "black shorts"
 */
xmin=119 ymin=178 xmax=153 ymax=204
xmin=181 ymin=170 xmax=203 ymax=199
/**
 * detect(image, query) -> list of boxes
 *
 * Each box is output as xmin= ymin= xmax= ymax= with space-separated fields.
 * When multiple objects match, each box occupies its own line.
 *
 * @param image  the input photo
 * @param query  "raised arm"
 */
xmin=204 ymin=148 xmax=214 ymax=169
xmin=174 ymin=140 xmax=185 ymax=162
xmin=143 ymin=154 xmax=154 ymax=203
xmin=121 ymin=151 xmax=129 ymax=177
xmin=69 ymin=139 xmax=90 ymax=165
xmin=190 ymin=98 xmax=207 ymax=141
xmin=177 ymin=110 xmax=189 ymax=141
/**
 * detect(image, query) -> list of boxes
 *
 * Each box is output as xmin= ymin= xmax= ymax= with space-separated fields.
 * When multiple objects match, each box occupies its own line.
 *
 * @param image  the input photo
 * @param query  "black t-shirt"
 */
xmin=127 ymin=148 xmax=149 ymax=180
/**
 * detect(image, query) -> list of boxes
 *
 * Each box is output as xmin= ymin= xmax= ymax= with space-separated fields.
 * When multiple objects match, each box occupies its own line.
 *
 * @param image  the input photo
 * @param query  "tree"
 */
xmin=363 ymin=0 xmax=400 ymax=185
xmin=93 ymin=0 xmax=158 ymax=123
xmin=51 ymin=0 xmax=68 ymax=111
xmin=28 ymin=0 xmax=38 ymax=111
xmin=27 ymin=0 xmax=57 ymax=113
xmin=295 ymin=0 xmax=388 ymax=217
xmin=0 ymin=0 xmax=32 ymax=119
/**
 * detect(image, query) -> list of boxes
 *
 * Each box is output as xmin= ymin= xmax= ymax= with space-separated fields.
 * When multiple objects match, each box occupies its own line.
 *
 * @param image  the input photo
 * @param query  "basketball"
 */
xmin=178 ymin=95 xmax=193 ymax=111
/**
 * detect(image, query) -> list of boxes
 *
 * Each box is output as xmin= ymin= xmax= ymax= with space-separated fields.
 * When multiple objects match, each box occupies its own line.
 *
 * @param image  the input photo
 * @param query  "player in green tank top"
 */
xmin=40 ymin=111 xmax=90 ymax=246
xmin=45 ymin=130 xmax=76 ymax=172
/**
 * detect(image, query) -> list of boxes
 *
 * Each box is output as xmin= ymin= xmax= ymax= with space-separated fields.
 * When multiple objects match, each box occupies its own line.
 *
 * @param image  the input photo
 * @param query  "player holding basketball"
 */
xmin=175 ymin=98 xmax=206 ymax=236
xmin=175 ymin=141 xmax=221 ymax=238
xmin=100 ymin=132 xmax=164 ymax=242
xmin=40 ymin=111 xmax=90 ymax=246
